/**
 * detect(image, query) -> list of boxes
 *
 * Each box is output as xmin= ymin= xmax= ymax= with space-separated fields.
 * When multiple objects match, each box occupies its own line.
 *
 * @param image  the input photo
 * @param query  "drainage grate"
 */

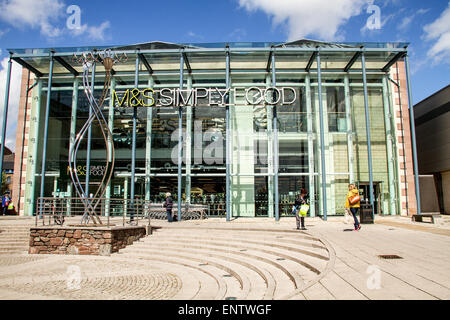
xmin=223 ymin=274 xmax=233 ymax=278
xmin=378 ymin=255 xmax=403 ymax=260
xmin=277 ymin=258 xmax=286 ymax=261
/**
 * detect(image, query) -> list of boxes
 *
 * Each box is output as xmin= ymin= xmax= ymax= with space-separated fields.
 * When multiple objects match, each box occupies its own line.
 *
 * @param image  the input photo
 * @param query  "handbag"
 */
xmin=349 ymin=195 xmax=361 ymax=205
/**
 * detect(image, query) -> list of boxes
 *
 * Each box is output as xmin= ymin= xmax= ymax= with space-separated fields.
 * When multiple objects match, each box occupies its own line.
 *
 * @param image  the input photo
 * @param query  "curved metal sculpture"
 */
xmin=69 ymin=50 xmax=127 ymax=225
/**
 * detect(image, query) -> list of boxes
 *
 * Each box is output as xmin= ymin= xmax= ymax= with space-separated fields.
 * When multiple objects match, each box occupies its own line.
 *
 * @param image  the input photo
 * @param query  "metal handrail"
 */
xmin=35 ymin=197 xmax=208 ymax=227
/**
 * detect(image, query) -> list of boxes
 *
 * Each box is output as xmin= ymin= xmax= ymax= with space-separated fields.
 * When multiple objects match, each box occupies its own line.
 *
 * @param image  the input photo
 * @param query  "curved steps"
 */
xmin=116 ymin=225 xmax=334 ymax=300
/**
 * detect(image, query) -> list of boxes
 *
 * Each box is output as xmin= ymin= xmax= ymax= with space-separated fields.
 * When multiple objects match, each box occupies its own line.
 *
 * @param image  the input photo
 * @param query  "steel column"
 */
xmin=105 ymin=78 xmax=116 ymax=217
xmin=305 ymin=75 xmax=316 ymax=217
xmin=344 ymin=75 xmax=355 ymax=183
xmin=0 ymin=56 xmax=12 ymax=184
xmin=271 ymin=50 xmax=280 ymax=221
xmin=185 ymin=75 xmax=193 ymax=205
xmin=67 ymin=78 xmax=79 ymax=215
xmin=361 ymin=52 xmax=375 ymax=217
xmin=38 ymin=54 xmax=55 ymax=215
xmin=316 ymin=50 xmax=328 ymax=220
xmin=131 ymin=54 xmax=140 ymax=204
xmin=85 ymin=62 xmax=96 ymax=196
xmin=226 ymin=50 xmax=232 ymax=221
xmin=404 ymin=54 xmax=421 ymax=215
xmin=382 ymin=76 xmax=397 ymax=215
xmin=145 ymin=77 xmax=154 ymax=201
xmin=178 ymin=53 xmax=184 ymax=221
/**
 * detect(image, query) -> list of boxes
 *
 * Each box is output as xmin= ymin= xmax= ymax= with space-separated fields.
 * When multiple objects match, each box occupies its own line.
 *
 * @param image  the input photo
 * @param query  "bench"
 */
xmin=411 ymin=214 xmax=441 ymax=224
xmin=145 ymin=203 xmax=208 ymax=220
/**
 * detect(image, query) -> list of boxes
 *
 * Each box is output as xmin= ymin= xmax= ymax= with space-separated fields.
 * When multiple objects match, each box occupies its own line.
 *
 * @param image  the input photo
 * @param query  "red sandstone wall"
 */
xmin=390 ymin=61 xmax=418 ymax=216
xmin=12 ymin=69 xmax=34 ymax=216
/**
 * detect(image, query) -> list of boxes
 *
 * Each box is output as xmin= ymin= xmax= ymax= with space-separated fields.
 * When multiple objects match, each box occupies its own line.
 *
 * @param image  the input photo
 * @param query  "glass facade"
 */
xmin=7 ymin=40 xmax=414 ymax=218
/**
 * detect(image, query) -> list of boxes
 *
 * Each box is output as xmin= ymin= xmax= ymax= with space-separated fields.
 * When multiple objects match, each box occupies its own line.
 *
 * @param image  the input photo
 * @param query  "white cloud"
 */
xmin=0 ymin=0 xmax=111 ymax=41
xmin=237 ymin=0 xmax=367 ymax=41
xmin=227 ymin=28 xmax=247 ymax=41
xmin=423 ymin=2 xmax=450 ymax=64
xmin=68 ymin=20 xmax=111 ymax=41
xmin=89 ymin=21 xmax=111 ymax=41
xmin=0 ymin=57 xmax=23 ymax=152
xmin=0 ymin=0 xmax=65 ymax=38
xmin=187 ymin=31 xmax=205 ymax=40
xmin=398 ymin=16 xmax=414 ymax=31
xmin=397 ymin=8 xmax=430 ymax=31
xmin=0 ymin=29 xmax=9 ymax=38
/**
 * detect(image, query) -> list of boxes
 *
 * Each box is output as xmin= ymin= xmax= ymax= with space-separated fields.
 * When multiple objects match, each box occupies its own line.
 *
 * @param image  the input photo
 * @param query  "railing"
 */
xmin=35 ymin=197 xmax=208 ymax=227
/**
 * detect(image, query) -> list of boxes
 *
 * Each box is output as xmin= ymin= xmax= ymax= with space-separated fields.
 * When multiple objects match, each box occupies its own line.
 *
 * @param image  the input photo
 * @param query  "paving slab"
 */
xmin=0 ymin=216 xmax=449 ymax=300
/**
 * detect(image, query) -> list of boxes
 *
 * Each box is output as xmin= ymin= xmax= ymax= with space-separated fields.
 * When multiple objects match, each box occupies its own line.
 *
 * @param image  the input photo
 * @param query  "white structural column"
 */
xmin=266 ymin=74 xmax=274 ymax=218
xmin=123 ymin=177 xmax=128 ymax=216
xmin=145 ymin=77 xmax=154 ymax=201
xmin=105 ymin=78 xmax=116 ymax=217
xmin=344 ymin=75 xmax=355 ymax=184
xmin=185 ymin=75 xmax=193 ymax=205
xmin=318 ymin=86 xmax=333 ymax=215
xmin=67 ymin=78 xmax=79 ymax=215
xmin=305 ymin=76 xmax=315 ymax=217
xmin=382 ymin=76 xmax=397 ymax=215
xmin=231 ymin=87 xmax=255 ymax=217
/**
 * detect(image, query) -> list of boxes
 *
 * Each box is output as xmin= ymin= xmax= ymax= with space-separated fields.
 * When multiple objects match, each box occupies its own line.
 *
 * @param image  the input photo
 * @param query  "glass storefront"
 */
xmin=14 ymin=41 xmax=407 ymax=218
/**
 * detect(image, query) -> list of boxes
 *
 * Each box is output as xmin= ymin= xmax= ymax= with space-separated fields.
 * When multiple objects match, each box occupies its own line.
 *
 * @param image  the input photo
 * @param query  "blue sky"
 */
xmin=0 ymin=0 xmax=449 ymax=150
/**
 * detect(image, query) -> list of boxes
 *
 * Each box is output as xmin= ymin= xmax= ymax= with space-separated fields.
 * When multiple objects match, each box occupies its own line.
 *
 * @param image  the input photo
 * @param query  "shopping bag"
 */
xmin=344 ymin=208 xmax=352 ymax=224
xmin=299 ymin=205 xmax=309 ymax=217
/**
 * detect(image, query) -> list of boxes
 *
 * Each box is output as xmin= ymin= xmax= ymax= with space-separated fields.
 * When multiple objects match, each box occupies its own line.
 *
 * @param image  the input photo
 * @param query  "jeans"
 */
xmin=296 ymin=211 xmax=305 ymax=229
xmin=350 ymin=207 xmax=360 ymax=229
xmin=166 ymin=210 xmax=173 ymax=222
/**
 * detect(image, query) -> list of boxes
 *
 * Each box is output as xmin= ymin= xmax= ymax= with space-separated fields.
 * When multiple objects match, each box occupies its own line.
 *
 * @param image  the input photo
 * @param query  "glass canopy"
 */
xmin=8 ymin=39 xmax=409 ymax=76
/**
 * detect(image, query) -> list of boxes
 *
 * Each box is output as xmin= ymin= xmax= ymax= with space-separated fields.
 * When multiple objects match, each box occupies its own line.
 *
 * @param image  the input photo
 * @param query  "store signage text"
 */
xmin=113 ymin=87 xmax=297 ymax=108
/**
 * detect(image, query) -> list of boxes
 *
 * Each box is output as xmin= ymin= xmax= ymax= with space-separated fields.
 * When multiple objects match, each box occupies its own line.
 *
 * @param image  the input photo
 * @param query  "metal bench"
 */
xmin=144 ymin=203 xmax=208 ymax=220
xmin=411 ymin=214 xmax=441 ymax=224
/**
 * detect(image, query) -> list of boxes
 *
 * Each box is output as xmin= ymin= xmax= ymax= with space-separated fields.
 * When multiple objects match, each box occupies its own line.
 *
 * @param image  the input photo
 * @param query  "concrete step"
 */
xmin=0 ymin=242 xmax=29 ymax=247
xmin=121 ymin=226 xmax=332 ymax=299
xmin=123 ymin=243 xmax=302 ymax=298
xmin=120 ymin=249 xmax=269 ymax=300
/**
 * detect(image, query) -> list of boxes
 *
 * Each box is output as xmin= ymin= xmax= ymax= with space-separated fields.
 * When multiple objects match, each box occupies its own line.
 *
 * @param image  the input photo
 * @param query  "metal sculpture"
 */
xmin=70 ymin=50 xmax=127 ymax=225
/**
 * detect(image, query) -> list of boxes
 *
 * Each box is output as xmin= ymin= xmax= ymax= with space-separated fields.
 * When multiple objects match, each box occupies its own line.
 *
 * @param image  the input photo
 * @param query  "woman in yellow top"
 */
xmin=345 ymin=184 xmax=361 ymax=231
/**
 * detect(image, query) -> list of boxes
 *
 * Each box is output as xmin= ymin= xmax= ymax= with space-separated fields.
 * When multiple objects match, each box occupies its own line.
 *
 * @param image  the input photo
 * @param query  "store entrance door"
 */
xmin=358 ymin=182 xmax=382 ymax=214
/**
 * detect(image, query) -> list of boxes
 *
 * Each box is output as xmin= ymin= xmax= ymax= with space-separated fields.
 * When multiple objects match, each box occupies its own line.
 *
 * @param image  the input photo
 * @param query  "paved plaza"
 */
xmin=0 ymin=215 xmax=449 ymax=300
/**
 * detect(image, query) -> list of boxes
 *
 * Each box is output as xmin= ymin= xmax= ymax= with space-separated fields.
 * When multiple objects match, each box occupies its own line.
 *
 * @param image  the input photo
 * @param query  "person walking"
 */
xmin=294 ymin=188 xmax=309 ymax=230
xmin=163 ymin=193 xmax=174 ymax=223
xmin=345 ymin=184 xmax=361 ymax=231
xmin=2 ymin=193 xmax=11 ymax=216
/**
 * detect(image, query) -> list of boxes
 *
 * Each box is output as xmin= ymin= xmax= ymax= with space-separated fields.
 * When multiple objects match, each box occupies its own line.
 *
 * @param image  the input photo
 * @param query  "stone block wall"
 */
xmin=29 ymin=226 xmax=146 ymax=256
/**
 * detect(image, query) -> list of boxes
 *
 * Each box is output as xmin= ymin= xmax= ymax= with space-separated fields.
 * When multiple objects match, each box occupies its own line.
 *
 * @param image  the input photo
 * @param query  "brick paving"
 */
xmin=0 ymin=215 xmax=449 ymax=300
